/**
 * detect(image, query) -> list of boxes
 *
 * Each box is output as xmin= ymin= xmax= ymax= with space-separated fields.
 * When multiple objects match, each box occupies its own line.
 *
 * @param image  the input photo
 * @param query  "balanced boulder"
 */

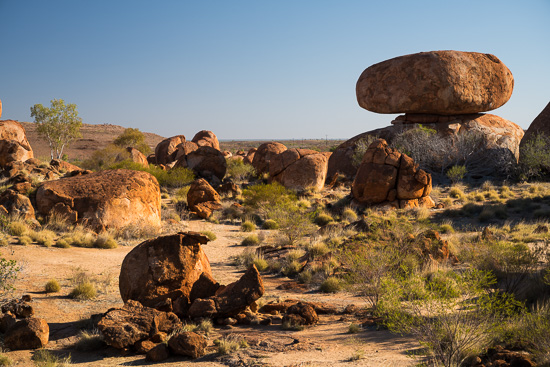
xmin=252 ymin=142 xmax=287 ymax=174
xmin=352 ymin=139 xmax=432 ymax=208
xmin=270 ymin=149 xmax=330 ymax=191
xmin=187 ymin=178 xmax=222 ymax=219
xmin=35 ymin=169 xmax=161 ymax=230
xmin=357 ymin=50 xmax=514 ymax=115
xmin=119 ymin=232 xmax=212 ymax=316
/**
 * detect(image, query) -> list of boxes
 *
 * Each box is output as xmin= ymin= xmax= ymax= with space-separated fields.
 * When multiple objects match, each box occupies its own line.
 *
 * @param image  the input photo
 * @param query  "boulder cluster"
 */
xmin=0 ymin=296 xmax=49 ymax=351
xmin=352 ymin=139 xmax=434 ymax=209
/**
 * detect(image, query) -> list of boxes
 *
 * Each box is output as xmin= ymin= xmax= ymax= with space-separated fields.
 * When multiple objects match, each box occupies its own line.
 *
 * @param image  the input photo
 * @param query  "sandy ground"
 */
xmin=1 ymin=219 xmax=420 ymax=366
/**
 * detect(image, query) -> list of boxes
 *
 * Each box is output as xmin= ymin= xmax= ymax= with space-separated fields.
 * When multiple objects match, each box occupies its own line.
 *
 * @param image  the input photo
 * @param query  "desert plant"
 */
xmin=241 ymin=220 xmax=256 ymax=232
xmin=518 ymin=132 xmax=550 ymax=180
xmin=70 ymin=281 xmax=97 ymax=300
xmin=18 ymin=236 xmax=33 ymax=246
xmin=45 ymin=279 xmax=61 ymax=293
xmin=0 ymin=355 xmax=12 ymax=366
xmin=0 ymin=255 xmax=20 ymax=298
xmin=253 ymin=257 xmax=269 ymax=272
xmin=314 ymin=212 xmax=334 ymax=226
xmin=74 ymin=329 xmax=105 ymax=351
xmin=93 ymin=233 xmax=118 ymax=249
xmin=241 ymin=234 xmax=260 ymax=247
xmin=282 ymin=319 xmax=305 ymax=331
xmin=320 ymin=276 xmax=342 ymax=293
xmin=341 ymin=207 xmax=358 ymax=222
xmin=216 ymin=334 xmax=248 ymax=355
xmin=226 ymin=158 xmax=256 ymax=182
xmin=262 ymin=219 xmax=279 ymax=229
xmin=7 ymin=221 xmax=28 ymax=236
xmin=31 ymin=349 xmax=71 ymax=367
xmin=348 ymin=323 xmax=362 ymax=334
xmin=113 ymin=127 xmax=151 ymax=155
xmin=378 ymin=269 xmax=520 ymax=367
xmin=447 ymin=165 xmax=467 ymax=184
xmin=200 ymin=230 xmax=217 ymax=241
xmin=351 ymin=135 xmax=377 ymax=168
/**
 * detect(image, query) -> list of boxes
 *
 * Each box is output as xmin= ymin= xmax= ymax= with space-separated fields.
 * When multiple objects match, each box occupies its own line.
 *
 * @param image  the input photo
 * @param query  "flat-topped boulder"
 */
xmin=356 ymin=50 xmax=514 ymax=115
xmin=35 ymin=169 xmax=161 ymax=230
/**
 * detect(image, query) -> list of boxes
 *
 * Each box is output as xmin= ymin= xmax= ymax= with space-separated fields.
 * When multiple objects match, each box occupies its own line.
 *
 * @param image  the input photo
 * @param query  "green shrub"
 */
xmin=200 ymin=231 xmax=217 ymax=241
xmin=0 ymin=255 xmax=20 ymax=297
xmin=70 ymin=281 xmax=97 ymax=300
xmin=282 ymin=260 xmax=302 ymax=278
xmin=297 ymin=269 xmax=313 ymax=284
xmin=320 ymin=277 xmax=342 ymax=293
xmin=241 ymin=234 xmax=260 ymax=246
xmin=262 ymin=219 xmax=279 ymax=230
xmin=226 ymin=159 xmax=256 ymax=182
xmin=447 ymin=165 xmax=467 ymax=184
xmin=113 ymin=127 xmax=151 ymax=155
xmin=253 ymin=258 xmax=269 ymax=272
xmin=518 ymin=132 xmax=550 ymax=180
xmin=241 ymin=220 xmax=256 ymax=232
xmin=315 ymin=213 xmax=334 ymax=226
xmin=8 ymin=221 xmax=27 ymax=236
xmin=0 ymin=355 xmax=12 ymax=366
xmin=45 ymin=279 xmax=61 ymax=293
xmin=351 ymin=135 xmax=377 ymax=168
xmin=94 ymin=234 xmax=118 ymax=249
xmin=308 ymin=242 xmax=330 ymax=258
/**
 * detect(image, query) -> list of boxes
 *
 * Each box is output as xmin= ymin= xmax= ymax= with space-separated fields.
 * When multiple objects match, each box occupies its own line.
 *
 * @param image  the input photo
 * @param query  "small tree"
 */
xmin=113 ymin=127 xmax=151 ymax=155
xmin=30 ymin=99 xmax=83 ymax=160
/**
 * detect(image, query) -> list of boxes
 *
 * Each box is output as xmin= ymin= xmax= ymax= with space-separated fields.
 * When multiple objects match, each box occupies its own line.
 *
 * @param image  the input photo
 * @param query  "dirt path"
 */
xmin=1 ymin=219 xmax=419 ymax=366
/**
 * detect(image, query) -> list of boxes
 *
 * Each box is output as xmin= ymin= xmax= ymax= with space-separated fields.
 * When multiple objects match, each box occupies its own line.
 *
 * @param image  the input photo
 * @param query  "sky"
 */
xmin=1 ymin=0 xmax=549 ymax=140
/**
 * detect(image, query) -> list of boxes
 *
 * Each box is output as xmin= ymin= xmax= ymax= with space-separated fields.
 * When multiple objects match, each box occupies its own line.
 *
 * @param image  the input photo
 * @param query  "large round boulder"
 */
xmin=154 ymin=135 xmax=186 ymax=165
xmin=356 ymin=50 xmax=514 ymax=115
xmin=270 ymin=149 xmax=330 ymax=191
xmin=191 ymin=130 xmax=220 ymax=151
xmin=0 ymin=120 xmax=34 ymax=167
xmin=252 ymin=142 xmax=287 ymax=174
xmin=185 ymin=146 xmax=227 ymax=181
xmin=35 ymin=169 xmax=161 ymax=230
xmin=119 ymin=232 xmax=212 ymax=316
xmin=126 ymin=147 xmax=149 ymax=167
xmin=521 ymin=101 xmax=550 ymax=146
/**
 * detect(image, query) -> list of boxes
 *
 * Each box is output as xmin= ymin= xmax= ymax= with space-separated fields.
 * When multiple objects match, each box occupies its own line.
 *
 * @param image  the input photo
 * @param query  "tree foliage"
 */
xmin=113 ymin=128 xmax=151 ymax=155
xmin=30 ymin=99 xmax=83 ymax=160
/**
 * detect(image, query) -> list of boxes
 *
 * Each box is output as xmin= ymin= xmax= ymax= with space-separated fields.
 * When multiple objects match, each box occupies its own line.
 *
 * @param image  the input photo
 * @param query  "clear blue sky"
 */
xmin=1 ymin=1 xmax=549 ymax=140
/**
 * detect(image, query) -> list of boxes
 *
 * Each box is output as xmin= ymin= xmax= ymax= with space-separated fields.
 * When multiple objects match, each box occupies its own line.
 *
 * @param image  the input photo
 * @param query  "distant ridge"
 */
xmin=17 ymin=121 xmax=165 ymax=161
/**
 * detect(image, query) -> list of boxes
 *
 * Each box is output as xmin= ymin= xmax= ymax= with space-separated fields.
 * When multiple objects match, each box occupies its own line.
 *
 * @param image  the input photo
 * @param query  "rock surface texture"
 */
xmin=352 ymin=139 xmax=433 ymax=208
xmin=119 ymin=232 xmax=212 ymax=316
xmin=191 ymin=130 xmax=220 ymax=151
xmin=356 ymin=50 xmax=514 ymax=115
xmin=269 ymin=149 xmax=330 ymax=191
xmin=0 ymin=120 xmax=34 ymax=167
xmin=4 ymin=318 xmax=49 ymax=350
xmin=35 ymin=169 xmax=161 ymax=230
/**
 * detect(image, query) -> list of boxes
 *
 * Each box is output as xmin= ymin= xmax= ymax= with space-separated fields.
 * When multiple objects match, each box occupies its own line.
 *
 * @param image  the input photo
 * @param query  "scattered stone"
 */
xmin=146 ymin=343 xmax=170 ymax=362
xmin=4 ymin=318 xmax=49 ymax=350
xmin=167 ymin=331 xmax=207 ymax=359
xmin=188 ymin=265 xmax=264 ymax=318
xmin=1 ymin=298 xmax=34 ymax=318
xmin=134 ymin=340 xmax=156 ymax=354
xmin=97 ymin=300 xmax=181 ymax=349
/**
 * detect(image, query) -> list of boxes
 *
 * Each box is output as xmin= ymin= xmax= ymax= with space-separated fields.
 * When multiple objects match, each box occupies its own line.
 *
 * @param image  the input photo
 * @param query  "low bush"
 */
xmin=320 ymin=276 xmax=342 ymax=293
xmin=241 ymin=234 xmax=260 ymax=246
xmin=226 ymin=159 xmax=256 ymax=182
xmin=253 ymin=257 xmax=269 ymax=272
xmin=8 ymin=221 xmax=27 ymax=236
xmin=241 ymin=220 xmax=256 ymax=232
xmin=0 ymin=355 xmax=12 ymax=366
xmin=70 ymin=281 xmax=97 ymax=300
xmin=45 ymin=279 xmax=61 ymax=293
xmin=262 ymin=219 xmax=279 ymax=230
xmin=200 ymin=231 xmax=217 ymax=241
xmin=348 ymin=323 xmax=361 ymax=334
xmin=447 ymin=165 xmax=467 ymax=183
xmin=314 ymin=213 xmax=334 ymax=226
xmin=31 ymin=349 xmax=71 ymax=367
xmin=216 ymin=334 xmax=248 ymax=355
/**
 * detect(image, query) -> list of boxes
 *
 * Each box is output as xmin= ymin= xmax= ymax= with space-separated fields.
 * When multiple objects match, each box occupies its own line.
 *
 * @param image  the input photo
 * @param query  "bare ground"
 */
xmin=1 ymin=219 xmax=419 ymax=366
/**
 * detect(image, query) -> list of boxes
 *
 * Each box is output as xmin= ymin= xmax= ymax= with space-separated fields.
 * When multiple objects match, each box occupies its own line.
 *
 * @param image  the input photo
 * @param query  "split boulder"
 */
xmin=187 ymin=178 xmax=222 ymax=219
xmin=252 ymin=142 xmax=287 ymax=174
xmin=270 ymin=149 xmax=330 ymax=191
xmin=155 ymin=135 xmax=186 ymax=165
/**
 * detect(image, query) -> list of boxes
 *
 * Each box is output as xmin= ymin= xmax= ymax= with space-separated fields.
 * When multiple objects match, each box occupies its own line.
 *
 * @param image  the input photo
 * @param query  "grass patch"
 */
xmin=93 ymin=234 xmax=118 ymax=249
xmin=74 ymin=330 xmax=105 ymax=351
xmin=69 ymin=281 xmax=97 ymax=300
xmin=45 ymin=279 xmax=61 ymax=293
xmin=31 ymin=349 xmax=71 ymax=367
xmin=200 ymin=230 xmax=217 ymax=241
xmin=216 ymin=334 xmax=248 ymax=355
xmin=241 ymin=234 xmax=260 ymax=246
xmin=241 ymin=220 xmax=256 ymax=232
xmin=320 ymin=276 xmax=342 ymax=293
xmin=262 ymin=219 xmax=279 ymax=229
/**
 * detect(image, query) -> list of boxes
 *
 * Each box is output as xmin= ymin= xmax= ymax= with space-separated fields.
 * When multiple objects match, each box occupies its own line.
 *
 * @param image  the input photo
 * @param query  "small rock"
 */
xmin=167 ymin=332 xmax=207 ymax=359
xmin=146 ymin=343 xmax=170 ymax=362
xmin=4 ymin=318 xmax=49 ymax=350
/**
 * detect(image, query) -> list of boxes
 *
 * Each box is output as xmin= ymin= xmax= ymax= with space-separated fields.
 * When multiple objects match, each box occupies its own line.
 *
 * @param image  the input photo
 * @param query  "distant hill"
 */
xmin=18 ymin=121 xmax=165 ymax=161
